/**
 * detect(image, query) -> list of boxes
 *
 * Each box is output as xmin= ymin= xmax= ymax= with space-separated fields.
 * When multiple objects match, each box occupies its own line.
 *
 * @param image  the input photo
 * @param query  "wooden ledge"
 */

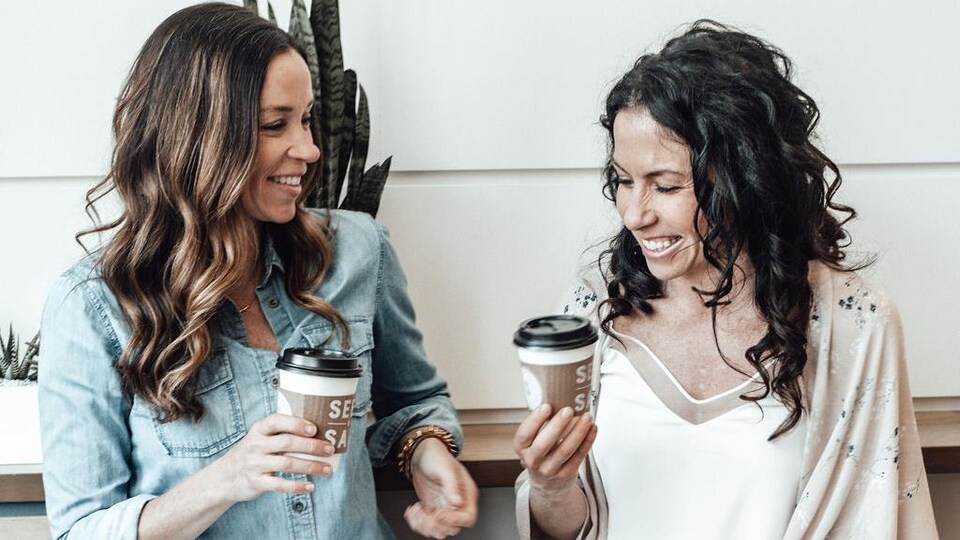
xmin=916 ymin=410 xmax=960 ymax=474
xmin=379 ymin=412 xmax=960 ymax=488
xmin=3 ymin=412 xmax=958 ymax=502
xmin=375 ymin=423 xmax=523 ymax=491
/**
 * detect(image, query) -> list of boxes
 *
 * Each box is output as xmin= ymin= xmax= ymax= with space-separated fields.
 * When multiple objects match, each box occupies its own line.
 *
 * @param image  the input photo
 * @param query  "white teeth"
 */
xmin=641 ymin=237 xmax=680 ymax=252
xmin=269 ymin=175 xmax=301 ymax=186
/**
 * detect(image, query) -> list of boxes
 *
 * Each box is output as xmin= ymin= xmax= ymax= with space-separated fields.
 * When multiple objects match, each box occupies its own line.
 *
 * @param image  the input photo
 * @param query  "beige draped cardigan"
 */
xmin=516 ymin=264 xmax=938 ymax=539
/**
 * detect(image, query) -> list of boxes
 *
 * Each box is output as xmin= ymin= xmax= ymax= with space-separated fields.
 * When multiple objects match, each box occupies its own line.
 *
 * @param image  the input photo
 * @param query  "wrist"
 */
xmin=200 ymin=457 xmax=238 ymax=506
xmin=396 ymin=425 xmax=458 ymax=481
xmin=411 ymin=437 xmax=450 ymax=470
xmin=530 ymin=481 xmax=583 ymax=505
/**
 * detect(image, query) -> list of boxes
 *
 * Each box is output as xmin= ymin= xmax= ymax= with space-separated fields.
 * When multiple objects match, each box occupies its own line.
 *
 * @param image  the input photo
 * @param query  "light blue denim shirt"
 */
xmin=39 ymin=210 xmax=462 ymax=539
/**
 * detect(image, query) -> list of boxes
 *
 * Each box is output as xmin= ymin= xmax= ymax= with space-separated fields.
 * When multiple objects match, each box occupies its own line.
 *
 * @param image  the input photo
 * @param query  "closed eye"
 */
xmin=606 ymin=164 xmax=633 ymax=188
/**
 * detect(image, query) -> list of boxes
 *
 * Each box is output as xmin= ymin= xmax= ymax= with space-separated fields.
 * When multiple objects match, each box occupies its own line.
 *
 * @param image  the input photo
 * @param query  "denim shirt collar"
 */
xmin=215 ymin=231 xmax=285 ymax=343
xmin=259 ymin=230 xmax=285 ymax=288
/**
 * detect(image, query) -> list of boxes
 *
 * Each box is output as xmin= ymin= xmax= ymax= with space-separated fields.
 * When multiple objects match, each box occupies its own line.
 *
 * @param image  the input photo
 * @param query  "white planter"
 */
xmin=0 ymin=381 xmax=42 ymax=466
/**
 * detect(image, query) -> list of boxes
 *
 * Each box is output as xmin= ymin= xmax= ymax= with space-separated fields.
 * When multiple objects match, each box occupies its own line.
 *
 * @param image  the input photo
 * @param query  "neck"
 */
xmin=660 ymin=258 xmax=757 ymax=319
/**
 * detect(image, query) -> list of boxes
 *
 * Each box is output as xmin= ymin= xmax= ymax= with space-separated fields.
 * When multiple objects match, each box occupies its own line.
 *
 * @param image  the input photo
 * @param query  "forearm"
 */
xmin=137 ymin=464 xmax=234 ymax=540
xmin=368 ymin=397 xmax=463 ymax=467
xmin=529 ymin=484 xmax=588 ymax=540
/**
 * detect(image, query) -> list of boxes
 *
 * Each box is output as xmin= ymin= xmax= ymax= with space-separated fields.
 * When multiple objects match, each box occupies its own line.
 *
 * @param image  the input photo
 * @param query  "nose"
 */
xmin=288 ymin=130 xmax=321 ymax=164
xmin=618 ymin=187 xmax=656 ymax=231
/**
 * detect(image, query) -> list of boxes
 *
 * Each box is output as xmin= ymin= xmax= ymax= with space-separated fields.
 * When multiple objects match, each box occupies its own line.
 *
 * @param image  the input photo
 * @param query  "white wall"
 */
xmin=5 ymin=1 xmax=958 ymax=178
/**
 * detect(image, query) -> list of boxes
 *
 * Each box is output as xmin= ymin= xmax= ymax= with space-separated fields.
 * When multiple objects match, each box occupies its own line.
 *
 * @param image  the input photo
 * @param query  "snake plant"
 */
xmin=246 ymin=0 xmax=392 ymax=217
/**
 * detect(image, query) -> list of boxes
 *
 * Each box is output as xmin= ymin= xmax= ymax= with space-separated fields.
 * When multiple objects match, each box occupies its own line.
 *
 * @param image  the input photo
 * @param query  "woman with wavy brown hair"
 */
xmin=38 ymin=3 xmax=476 ymax=539
xmin=513 ymin=21 xmax=936 ymax=539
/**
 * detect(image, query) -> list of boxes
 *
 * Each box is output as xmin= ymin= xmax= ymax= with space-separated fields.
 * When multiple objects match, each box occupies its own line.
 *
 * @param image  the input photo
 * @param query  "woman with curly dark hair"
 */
xmin=513 ymin=21 xmax=936 ymax=539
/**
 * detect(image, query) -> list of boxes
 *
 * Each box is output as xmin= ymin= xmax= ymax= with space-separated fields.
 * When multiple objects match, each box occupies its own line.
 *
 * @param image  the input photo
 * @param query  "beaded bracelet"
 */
xmin=396 ymin=425 xmax=459 ymax=481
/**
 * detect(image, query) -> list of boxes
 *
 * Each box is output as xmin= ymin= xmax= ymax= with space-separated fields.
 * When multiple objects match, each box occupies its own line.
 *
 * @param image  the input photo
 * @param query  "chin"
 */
xmin=646 ymin=261 xmax=695 ymax=284
xmin=257 ymin=209 xmax=298 ymax=225
xmin=272 ymin=212 xmax=298 ymax=225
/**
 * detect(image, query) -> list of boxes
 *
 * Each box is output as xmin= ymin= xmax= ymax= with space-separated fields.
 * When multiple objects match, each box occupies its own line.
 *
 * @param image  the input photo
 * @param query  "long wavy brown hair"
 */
xmin=79 ymin=3 xmax=347 ymax=422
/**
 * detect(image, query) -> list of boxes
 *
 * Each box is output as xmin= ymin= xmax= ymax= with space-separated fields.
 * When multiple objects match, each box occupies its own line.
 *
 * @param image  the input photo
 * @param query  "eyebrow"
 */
xmin=260 ymin=102 xmax=315 ymax=114
xmin=611 ymin=160 xmax=683 ymax=178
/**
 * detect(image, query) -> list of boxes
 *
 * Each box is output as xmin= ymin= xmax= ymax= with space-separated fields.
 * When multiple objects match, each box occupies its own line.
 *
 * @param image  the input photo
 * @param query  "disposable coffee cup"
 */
xmin=275 ymin=348 xmax=363 ymax=473
xmin=513 ymin=315 xmax=598 ymax=416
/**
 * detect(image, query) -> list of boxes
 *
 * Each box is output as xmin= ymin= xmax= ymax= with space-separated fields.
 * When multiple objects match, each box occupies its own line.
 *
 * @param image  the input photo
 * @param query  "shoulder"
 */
xmin=557 ymin=267 xmax=607 ymax=322
xmin=43 ymin=253 xmax=125 ymax=356
xmin=811 ymin=262 xmax=899 ymax=333
xmin=307 ymin=208 xmax=384 ymax=250
xmin=305 ymin=210 xmax=391 ymax=291
xmin=46 ymin=253 xmax=109 ymax=310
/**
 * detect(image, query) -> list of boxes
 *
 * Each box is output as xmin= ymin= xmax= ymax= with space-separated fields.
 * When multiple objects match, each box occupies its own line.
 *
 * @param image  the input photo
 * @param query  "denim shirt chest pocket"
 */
xmin=134 ymin=348 xmax=246 ymax=458
xmin=295 ymin=315 xmax=374 ymax=417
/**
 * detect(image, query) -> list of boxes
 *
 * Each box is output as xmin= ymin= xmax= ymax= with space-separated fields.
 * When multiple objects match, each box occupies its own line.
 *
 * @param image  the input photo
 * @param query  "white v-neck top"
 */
xmin=592 ymin=332 xmax=807 ymax=540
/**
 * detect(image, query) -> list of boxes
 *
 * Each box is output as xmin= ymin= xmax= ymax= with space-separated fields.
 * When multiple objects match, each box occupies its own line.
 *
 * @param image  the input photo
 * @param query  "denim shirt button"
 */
xmin=293 ymin=500 xmax=305 ymax=513
xmin=268 ymin=298 xmax=280 ymax=308
xmin=270 ymin=376 xmax=279 ymax=388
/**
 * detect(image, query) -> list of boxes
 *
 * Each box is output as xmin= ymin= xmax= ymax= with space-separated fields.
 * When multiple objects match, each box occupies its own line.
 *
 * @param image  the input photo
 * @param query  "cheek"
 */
xmin=253 ymin=138 xmax=279 ymax=174
xmin=239 ymin=174 xmax=265 ymax=210
xmin=673 ymin=196 xmax=701 ymax=231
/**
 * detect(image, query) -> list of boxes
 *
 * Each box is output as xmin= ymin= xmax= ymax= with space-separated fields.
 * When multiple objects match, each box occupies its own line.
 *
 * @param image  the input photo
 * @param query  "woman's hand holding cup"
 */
xmin=512 ymin=315 xmax=599 ymax=497
xmin=210 ymin=413 xmax=335 ymax=502
xmin=513 ymin=403 xmax=597 ymax=498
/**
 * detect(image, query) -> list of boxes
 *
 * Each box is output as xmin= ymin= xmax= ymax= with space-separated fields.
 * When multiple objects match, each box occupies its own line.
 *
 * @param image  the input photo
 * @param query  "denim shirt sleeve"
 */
xmin=364 ymin=222 xmax=463 ymax=467
xmin=38 ymin=269 xmax=156 ymax=540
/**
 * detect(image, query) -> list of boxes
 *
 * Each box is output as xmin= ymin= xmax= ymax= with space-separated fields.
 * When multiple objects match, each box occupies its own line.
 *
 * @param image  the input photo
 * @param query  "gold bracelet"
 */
xmin=396 ymin=425 xmax=459 ymax=481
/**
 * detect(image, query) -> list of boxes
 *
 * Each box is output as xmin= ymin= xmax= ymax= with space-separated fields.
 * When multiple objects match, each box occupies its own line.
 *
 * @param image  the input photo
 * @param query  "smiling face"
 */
xmin=239 ymin=48 xmax=320 ymax=225
xmin=612 ymin=108 xmax=712 ymax=293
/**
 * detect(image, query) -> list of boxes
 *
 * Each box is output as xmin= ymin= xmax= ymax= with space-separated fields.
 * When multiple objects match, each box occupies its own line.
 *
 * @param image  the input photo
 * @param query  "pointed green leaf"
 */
xmin=1 ymin=325 xmax=15 ymax=369
xmin=346 ymin=157 xmax=391 ymax=217
xmin=24 ymin=332 xmax=40 ymax=361
xmin=15 ymin=354 xmax=27 ymax=380
xmin=336 ymin=69 xmax=358 ymax=193
xmin=289 ymin=0 xmax=320 ymax=92
xmin=311 ymin=0 xmax=347 ymax=196
xmin=309 ymin=105 xmax=336 ymax=208
xmin=349 ymin=84 xmax=371 ymax=185
xmin=267 ymin=2 xmax=277 ymax=25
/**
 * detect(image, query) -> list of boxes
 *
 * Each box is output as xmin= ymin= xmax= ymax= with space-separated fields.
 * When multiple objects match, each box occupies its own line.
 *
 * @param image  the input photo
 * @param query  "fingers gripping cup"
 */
xmin=514 ymin=315 xmax=598 ymax=416
xmin=275 ymin=348 xmax=363 ymax=473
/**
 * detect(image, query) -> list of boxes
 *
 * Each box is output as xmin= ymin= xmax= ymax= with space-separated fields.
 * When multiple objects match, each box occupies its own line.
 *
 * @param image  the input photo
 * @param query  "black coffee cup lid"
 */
xmin=276 ymin=348 xmax=363 ymax=378
xmin=513 ymin=315 xmax=598 ymax=350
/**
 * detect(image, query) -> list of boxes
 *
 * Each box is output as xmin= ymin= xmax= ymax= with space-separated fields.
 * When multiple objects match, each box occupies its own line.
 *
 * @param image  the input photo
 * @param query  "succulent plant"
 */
xmin=246 ymin=0 xmax=392 ymax=217
xmin=0 ymin=326 xmax=39 ymax=382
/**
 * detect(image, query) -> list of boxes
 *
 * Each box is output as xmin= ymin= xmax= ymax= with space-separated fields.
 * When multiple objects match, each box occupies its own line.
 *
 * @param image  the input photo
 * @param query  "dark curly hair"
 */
xmin=598 ymin=20 xmax=863 ymax=439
